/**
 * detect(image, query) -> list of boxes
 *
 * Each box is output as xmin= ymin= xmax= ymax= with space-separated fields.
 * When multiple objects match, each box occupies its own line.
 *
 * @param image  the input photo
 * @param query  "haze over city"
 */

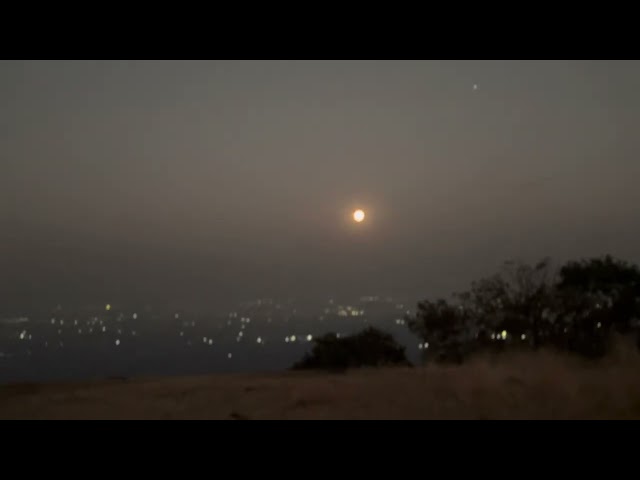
xmin=3 ymin=60 xmax=640 ymax=313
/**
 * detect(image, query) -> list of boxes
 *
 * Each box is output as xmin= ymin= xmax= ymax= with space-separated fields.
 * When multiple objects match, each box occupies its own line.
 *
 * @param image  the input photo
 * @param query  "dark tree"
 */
xmin=455 ymin=258 xmax=553 ymax=349
xmin=406 ymin=299 xmax=473 ymax=363
xmin=405 ymin=256 xmax=640 ymax=362
xmin=544 ymin=287 xmax=613 ymax=358
xmin=557 ymin=255 xmax=640 ymax=335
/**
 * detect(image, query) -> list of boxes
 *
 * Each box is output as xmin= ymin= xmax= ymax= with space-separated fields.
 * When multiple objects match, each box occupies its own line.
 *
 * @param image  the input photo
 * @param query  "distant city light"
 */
xmin=106 ymin=304 xmax=111 ymax=311
xmin=290 ymin=335 xmax=296 ymax=342
xmin=257 ymin=337 xmax=262 ymax=344
xmin=175 ymin=313 xmax=180 ymax=320
xmin=51 ymin=318 xmax=55 ymax=324
xmin=19 ymin=331 xmax=26 ymax=340
xmin=521 ymin=334 xmax=527 ymax=340
xmin=306 ymin=334 xmax=313 ymax=342
xmin=227 ymin=353 xmax=232 ymax=359
xmin=133 ymin=313 xmax=138 ymax=320
xmin=102 ymin=326 xmax=107 ymax=332
xmin=78 ymin=329 xmax=82 ymax=334
xmin=115 ymin=339 xmax=120 ymax=346
xmin=208 ymin=339 xmax=213 ymax=345
xmin=179 ymin=331 xmax=184 ymax=336
xmin=132 ymin=331 xmax=136 ymax=336
xmin=597 ymin=322 xmax=602 ymax=328
xmin=285 ymin=337 xmax=290 ymax=343
xmin=203 ymin=337 xmax=208 ymax=343
xmin=501 ymin=330 xmax=507 ymax=340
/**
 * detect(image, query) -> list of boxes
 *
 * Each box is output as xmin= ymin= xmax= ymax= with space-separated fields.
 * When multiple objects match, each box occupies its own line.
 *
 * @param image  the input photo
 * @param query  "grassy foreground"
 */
xmin=2 ymin=340 xmax=640 ymax=419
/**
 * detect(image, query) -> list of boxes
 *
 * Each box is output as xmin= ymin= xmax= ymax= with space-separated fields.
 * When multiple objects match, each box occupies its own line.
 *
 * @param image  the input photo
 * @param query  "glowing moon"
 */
xmin=353 ymin=209 xmax=365 ymax=223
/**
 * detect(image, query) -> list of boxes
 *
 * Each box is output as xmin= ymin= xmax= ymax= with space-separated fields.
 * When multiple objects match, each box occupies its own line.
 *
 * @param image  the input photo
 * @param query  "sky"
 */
xmin=2 ymin=60 xmax=640 ymax=312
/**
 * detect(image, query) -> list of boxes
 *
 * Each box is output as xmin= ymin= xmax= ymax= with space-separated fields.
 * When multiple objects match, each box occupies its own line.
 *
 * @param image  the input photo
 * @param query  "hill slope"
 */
xmin=2 ymin=345 xmax=640 ymax=419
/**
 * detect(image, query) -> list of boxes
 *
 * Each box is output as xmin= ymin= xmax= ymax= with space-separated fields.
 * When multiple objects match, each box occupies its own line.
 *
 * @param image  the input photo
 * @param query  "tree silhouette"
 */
xmin=455 ymin=258 xmax=552 ymax=349
xmin=545 ymin=287 xmax=612 ymax=357
xmin=406 ymin=299 xmax=472 ymax=363
xmin=557 ymin=255 xmax=640 ymax=335
xmin=406 ymin=255 xmax=640 ymax=362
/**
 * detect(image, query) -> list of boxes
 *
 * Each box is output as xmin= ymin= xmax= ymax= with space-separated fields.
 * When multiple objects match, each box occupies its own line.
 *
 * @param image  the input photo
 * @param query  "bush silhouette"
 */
xmin=292 ymin=327 xmax=411 ymax=371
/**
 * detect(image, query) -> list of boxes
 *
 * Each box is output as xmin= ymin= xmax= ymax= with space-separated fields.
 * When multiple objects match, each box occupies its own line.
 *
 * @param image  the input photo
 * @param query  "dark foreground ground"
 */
xmin=2 ymin=343 xmax=640 ymax=419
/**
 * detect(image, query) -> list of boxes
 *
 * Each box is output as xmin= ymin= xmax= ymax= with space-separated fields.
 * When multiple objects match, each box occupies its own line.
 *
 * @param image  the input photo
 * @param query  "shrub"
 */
xmin=292 ymin=327 xmax=411 ymax=371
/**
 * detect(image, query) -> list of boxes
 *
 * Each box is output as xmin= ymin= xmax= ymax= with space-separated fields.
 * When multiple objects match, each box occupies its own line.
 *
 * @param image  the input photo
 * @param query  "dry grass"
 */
xmin=2 ymin=337 xmax=639 ymax=419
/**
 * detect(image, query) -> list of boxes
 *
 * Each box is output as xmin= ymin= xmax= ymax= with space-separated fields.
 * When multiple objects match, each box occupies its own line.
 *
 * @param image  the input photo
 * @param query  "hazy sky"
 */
xmin=2 ymin=60 xmax=640 ymax=311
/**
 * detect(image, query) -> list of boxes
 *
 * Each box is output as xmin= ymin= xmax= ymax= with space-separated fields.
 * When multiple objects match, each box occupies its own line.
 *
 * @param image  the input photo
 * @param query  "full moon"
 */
xmin=353 ymin=209 xmax=365 ymax=223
